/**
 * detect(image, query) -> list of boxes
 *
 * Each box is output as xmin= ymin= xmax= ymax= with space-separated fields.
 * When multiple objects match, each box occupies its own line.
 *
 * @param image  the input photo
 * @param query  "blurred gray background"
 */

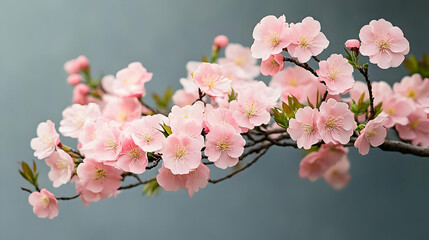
xmin=1 ymin=0 xmax=429 ymax=239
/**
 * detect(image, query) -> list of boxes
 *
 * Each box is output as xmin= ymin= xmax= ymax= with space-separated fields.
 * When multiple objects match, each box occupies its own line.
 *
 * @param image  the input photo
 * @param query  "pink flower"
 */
xmin=318 ymin=99 xmax=356 ymax=144
xmin=300 ymin=143 xmax=347 ymax=182
xmin=379 ymin=96 xmax=413 ymax=128
xmin=160 ymin=134 xmax=204 ymax=174
xmin=218 ymin=43 xmax=260 ymax=80
xmin=324 ymin=156 xmax=351 ymax=190
xmin=214 ymin=35 xmax=229 ymax=48
xmin=204 ymin=106 xmax=241 ymax=133
xmin=260 ymin=54 xmax=285 ymax=76
xmin=204 ymin=124 xmax=245 ymax=169
xmin=172 ymin=78 xmax=200 ymax=107
xmin=396 ymin=108 xmax=429 ymax=147
xmin=349 ymin=81 xmax=369 ymax=103
xmin=354 ymin=116 xmax=387 ymax=155
xmin=169 ymin=101 xmax=205 ymax=137
xmin=229 ymin=92 xmax=270 ymax=129
xmin=67 ymin=74 xmax=82 ymax=85
xmin=345 ymin=39 xmax=360 ymax=50
xmin=116 ymin=137 xmax=148 ymax=174
xmin=113 ymin=62 xmax=153 ymax=97
xmin=157 ymin=162 xmax=210 ymax=197
xmin=76 ymin=55 xmax=89 ymax=71
xmin=251 ymin=15 xmax=291 ymax=60
xmin=317 ymin=54 xmax=355 ymax=95
xmin=72 ymin=83 xmax=90 ymax=105
xmin=393 ymin=74 xmax=429 ymax=107
xmin=125 ymin=114 xmax=167 ymax=152
xmin=59 ymin=103 xmax=101 ymax=138
xmin=76 ymin=158 xmax=122 ymax=203
xmin=288 ymin=17 xmax=329 ymax=63
xmin=102 ymin=96 xmax=143 ymax=127
xmin=28 ymin=189 xmax=58 ymax=219
xmin=64 ymin=56 xmax=90 ymax=74
xmin=192 ymin=63 xmax=231 ymax=97
xmin=372 ymin=81 xmax=393 ymax=105
xmin=359 ymin=19 xmax=410 ymax=69
xmin=80 ymin=121 xmax=123 ymax=162
xmin=287 ymin=107 xmax=321 ymax=149
xmin=45 ymin=149 xmax=75 ymax=188
xmin=30 ymin=120 xmax=60 ymax=159
xmin=270 ymin=66 xmax=316 ymax=88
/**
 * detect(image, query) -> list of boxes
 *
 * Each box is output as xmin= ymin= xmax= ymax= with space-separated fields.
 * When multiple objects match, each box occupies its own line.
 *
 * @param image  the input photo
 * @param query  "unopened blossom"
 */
xmin=59 ymin=103 xmax=101 ymax=138
xmin=113 ymin=62 xmax=153 ymax=97
xmin=288 ymin=17 xmax=329 ymax=63
xmin=218 ymin=43 xmax=260 ymax=80
xmin=79 ymin=121 xmax=123 ymax=162
xmin=161 ymin=134 xmax=204 ymax=175
xmin=102 ymin=96 xmax=143 ymax=127
xmin=324 ymin=156 xmax=351 ymax=190
xmin=214 ymin=35 xmax=229 ymax=48
xmin=317 ymin=54 xmax=355 ymax=95
xmin=125 ymin=114 xmax=167 ymax=152
xmin=169 ymin=101 xmax=205 ymax=137
xmin=30 ymin=120 xmax=60 ymax=159
xmin=204 ymin=124 xmax=245 ymax=169
xmin=379 ymin=96 xmax=413 ymax=128
xmin=396 ymin=108 xmax=429 ymax=147
xmin=287 ymin=107 xmax=321 ymax=149
xmin=157 ymin=162 xmax=210 ymax=197
xmin=67 ymin=74 xmax=82 ymax=85
xmin=393 ymin=74 xmax=429 ymax=107
xmin=72 ymin=83 xmax=90 ymax=105
xmin=359 ymin=19 xmax=410 ymax=69
xmin=251 ymin=15 xmax=291 ymax=60
xmin=318 ymin=99 xmax=356 ymax=144
xmin=354 ymin=116 xmax=387 ymax=155
xmin=260 ymin=54 xmax=285 ymax=76
xmin=116 ymin=137 xmax=148 ymax=174
xmin=192 ymin=63 xmax=231 ymax=97
xmin=76 ymin=158 xmax=122 ymax=202
xmin=345 ymin=39 xmax=360 ymax=50
xmin=28 ymin=189 xmax=58 ymax=219
xmin=45 ymin=149 xmax=75 ymax=188
xmin=64 ymin=56 xmax=89 ymax=74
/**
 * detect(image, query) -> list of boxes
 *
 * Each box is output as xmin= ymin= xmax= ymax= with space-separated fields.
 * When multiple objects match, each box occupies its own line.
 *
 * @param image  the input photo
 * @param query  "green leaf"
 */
xmin=271 ymin=108 xmax=289 ymax=129
xmin=143 ymin=180 xmax=161 ymax=197
xmin=159 ymin=124 xmax=172 ymax=137
xmin=228 ymin=88 xmax=237 ymax=102
xmin=357 ymin=92 xmax=366 ymax=108
xmin=307 ymin=97 xmax=314 ymax=109
xmin=281 ymin=102 xmax=293 ymax=117
xmin=32 ymin=160 xmax=37 ymax=173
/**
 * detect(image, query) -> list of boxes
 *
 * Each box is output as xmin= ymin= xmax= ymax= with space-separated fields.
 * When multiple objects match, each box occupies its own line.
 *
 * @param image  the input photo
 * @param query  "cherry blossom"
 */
xmin=45 ymin=149 xmax=75 ymax=188
xmin=379 ymin=96 xmax=413 ymax=128
xmin=393 ymin=74 xmax=429 ymax=108
xmin=30 ymin=120 xmax=60 ymax=159
xmin=112 ymin=62 xmax=153 ymax=97
xmin=396 ymin=108 xmax=429 ymax=147
xmin=324 ymin=156 xmax=351 ymax=190
xmin=28 ymin=189 xmax=58 ymax=219
xmin=354 ymin=116 xmax=387 ymax=155
xmin=317 ymin=54 xmax=355 ymax=95
xmin=116 ymin=136 xmax=148 ymax=174
xmin=260 ymin=54 xmax=285 ymax=76
xmin=192 ymin=62 xmax=231 ymax=97
xmin=125 ymin=114 xmax=167 ymax=152
xmin=287 ymin=107 xmax=321 ymax=149
xmin=59 ymin=103 xmax=101 ymax=138
xmin=218 ymin=43 xmax=260 ymax=80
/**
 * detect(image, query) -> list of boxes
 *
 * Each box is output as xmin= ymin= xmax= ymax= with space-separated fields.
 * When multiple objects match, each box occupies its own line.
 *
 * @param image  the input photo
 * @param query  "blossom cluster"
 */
xmin=24 ymin=14 xmax=428 ymax=219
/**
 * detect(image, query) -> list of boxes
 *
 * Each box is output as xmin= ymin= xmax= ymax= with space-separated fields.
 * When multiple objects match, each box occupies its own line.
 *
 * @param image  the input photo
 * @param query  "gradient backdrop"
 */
xmin=1 ymin=0 xmax=429 ymax=239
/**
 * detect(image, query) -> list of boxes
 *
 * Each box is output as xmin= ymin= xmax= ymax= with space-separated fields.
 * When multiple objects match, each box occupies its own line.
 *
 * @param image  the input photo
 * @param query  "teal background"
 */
xmin=1 ymin=0 xmax=429 ymax=239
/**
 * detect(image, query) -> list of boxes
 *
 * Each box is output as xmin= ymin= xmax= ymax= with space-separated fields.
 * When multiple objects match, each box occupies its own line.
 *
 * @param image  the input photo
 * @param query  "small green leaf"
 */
xmin=228 ymin=88 xmax=237 ymax=102
xmin=357 ymin=92 xmax=366 ymax=108
xmin=143 ymin=180 xmax=161 ymax=197
xmin=282 ymin=102 xmax=293 ymax=116
xmin=307 ymin=97 xmax=314 ymax=108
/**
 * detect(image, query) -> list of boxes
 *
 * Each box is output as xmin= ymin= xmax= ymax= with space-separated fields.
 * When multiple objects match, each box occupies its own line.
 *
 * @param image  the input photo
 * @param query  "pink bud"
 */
xmin=213 ymin=35 xmax=228 ymax=48
xmin=73 ymin=84 xmax=90 ymax=105
xmin=67 ymin=74 xmax=82 ymax=85
xmin=345 ymin=39 xmax=360 ymax=50
xmin=64 ymin=59 xmax=80 ymax=74
xmin=76 ymin=55 xmax=90 ymax=70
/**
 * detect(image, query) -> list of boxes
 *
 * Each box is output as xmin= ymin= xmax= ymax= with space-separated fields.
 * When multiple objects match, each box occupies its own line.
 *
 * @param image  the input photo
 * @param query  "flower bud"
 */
xmin=345 ymin=39 xmax=360 ymax=51
xmin=213 ymin=35 xmax=228 ymax=48
xmin=67 ymin=74 xmax=82 ymax=85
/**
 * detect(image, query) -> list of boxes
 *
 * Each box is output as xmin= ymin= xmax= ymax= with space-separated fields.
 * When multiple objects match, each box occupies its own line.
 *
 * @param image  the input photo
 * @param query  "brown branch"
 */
xmin=119 ymin=177 xmax=156 ymax=190
xmin=358 ymin=67 xmax=375 ymax=120
xmin=283 ymin=57 xmax=318 ymax=77
xmin=21 ymin=187 xmax=80 ymax=201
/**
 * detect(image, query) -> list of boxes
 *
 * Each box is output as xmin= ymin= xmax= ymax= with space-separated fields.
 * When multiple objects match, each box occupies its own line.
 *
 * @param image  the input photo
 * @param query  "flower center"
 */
xmin=376 ymin=40 xmax=391 ymax=52
xmin=409 ymin=120 xmax=419 ymax=129
xmin=408 ymin=90 xmax=416 ymax=98
xmin=128 ymin=147 xmax=143 ymax=160
xmin=328 ymin=68 xmax=339 ymax=81
xmin=365 ymin=129 xmax=377 ymax=139
xmin=175 ymin=146 xmax=188 ymax=160
xmin=40 ymin=195 xmax=50 ymax=207
xmin=234 ymin=57 xmax=246 ymax=67
xmin=270 ymin=59 xmax=280 ymax=68
xmin=265 ymin=32 xmax=281 ymax=48
xmin=56 ymin=160 xmax=68 ymax=169
xmin=203 ymin=75 xmax=216 ymax=89
xmin=104 ymin=138 xmax=119 ymax=151
xmin=302 ymin=123 xmax=315 ymax=134
xmin=41 ymin=134 xmax=54 ymax=145
xmin=387 ymin=108 xmax=395 ymax=115
xmin=325 ymin=115 xmax=343 ymax=131
xmin=216 ymin=139 xmax=232 ymax=152
xmin=298 ymin=36 xmax=311 ymax=49
xmin=94 ymin=169 xmax=106 ymax=181
xmin=244 ymin=103 xmax=257 ymax=118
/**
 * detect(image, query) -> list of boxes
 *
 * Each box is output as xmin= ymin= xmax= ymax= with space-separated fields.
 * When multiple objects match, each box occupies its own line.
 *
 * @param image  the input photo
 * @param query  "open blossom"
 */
xmin=288 ymin=17 xmax=329 ymax=63
xmin=59 ymin=103 xmax=101 ymax=138
xmin=359 ymin=19 xmax=410 ymax=69
xmin=218 ymin=43 xmax=260 ymax=80
xmin=125 ymin=114 xmax=167 ymax=152
xmin=172 ymin=78 xmax=200 ymax=107
xmin=271 ymin=66 xmax=316 ymax=88
xmin=317 ymin=54 xmax=355 ymax=95
xmin=379 ymin=96 xmax=413 ymax=128
xmin=45 ymin=149 xmax=74 ymax=188
xmin=80 ymin=121 xmax=123 ymax=162
xmin=192 ymin=63 xmax=231 ymax=97
xmin=396 ymin=108 xmax=429 ymax=147
xmin=229 ymin=90 xmax=270 ymax=129
xmin=28 ymin=189 xmax=58 ymax=219
xmin=260 ymin=54 xmax=285 ymax=76
xmin=324 ymin=156 xmax=351 ymax=190
xmin=251 ymin=15 xmax=291 ymax=60
xmin=116 ymin=137 xmax=148 ymax=174
xmin=112 ymin=62 xmax=153 ymax=97
xmin=204 ymin=124 xmax=245 ymax=169
xmin=354 ymin=116 xmax=387 ymax=155
xmin=287 ymin=107 xmax=321 ymax=149
xmin=102 ymin=96 xmax=143 ymax=127
xmin=169 ymin=101 xmax=205 ymax=136
xmin=76 ymin=158 xmax=122 ymax=204
xmin=393 ymin=74 xmax=429 ymax=107
xmin=372 ymin=81 xmax=393 ymax=105
xmin=30 ymin=120 xmax=60 ymax=159
xmin=160 ymin=134 xmax=204 ymax=175
xmin=157 ymin=162 xmax=210 ymax=197
xmin=204 ymin=106 xmax=241 ymax=133
xmin=318 ymin=99 xmax=356 ymax=144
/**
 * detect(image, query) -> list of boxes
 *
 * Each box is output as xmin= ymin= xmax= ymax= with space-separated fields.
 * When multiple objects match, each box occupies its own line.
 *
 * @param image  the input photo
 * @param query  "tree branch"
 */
xmin=358 ymin=67 xmax=375 ymax=120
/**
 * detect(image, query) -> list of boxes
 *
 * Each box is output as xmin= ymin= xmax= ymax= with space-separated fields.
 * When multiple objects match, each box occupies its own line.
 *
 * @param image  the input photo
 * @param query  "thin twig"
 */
xmin=283 ymin=57 xmax=318 ymax=77
xmin=358 ymin=67 xmax=375 ymax=120
xmin=118 ymin=177 xmax=156 ymax=190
